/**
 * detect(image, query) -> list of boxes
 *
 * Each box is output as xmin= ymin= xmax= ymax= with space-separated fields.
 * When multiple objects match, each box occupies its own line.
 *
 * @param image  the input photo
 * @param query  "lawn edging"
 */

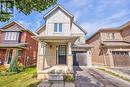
xmin=96 ymin=66 xmax=130 ymax=82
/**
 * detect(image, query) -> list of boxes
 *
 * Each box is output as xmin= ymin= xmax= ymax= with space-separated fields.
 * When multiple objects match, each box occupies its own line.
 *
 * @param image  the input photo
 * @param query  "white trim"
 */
xmin=1 ymin=21 xmax=35 ymax=36
xmin=36 ymin=24 xmax=46 ymax=34
xmin=44 ymin=4 xmax=74 ymax=18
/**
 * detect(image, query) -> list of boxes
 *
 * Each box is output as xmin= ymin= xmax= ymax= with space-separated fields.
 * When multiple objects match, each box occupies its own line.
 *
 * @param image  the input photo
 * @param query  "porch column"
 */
xmin=87 ymin=50 xmax=92 ymax=67
xmin=11 ymin=49 xmax=18 ymax=61
xmin=108 ymin=49 xmax=114 ymax=68
xmin=67 ymin=42 xmax=73 ymax=72
xmin=37 ymin=41 xmax=46 ymax=71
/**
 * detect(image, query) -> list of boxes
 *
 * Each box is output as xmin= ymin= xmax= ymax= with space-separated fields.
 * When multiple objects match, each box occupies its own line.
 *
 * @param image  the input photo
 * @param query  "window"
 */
xmin=54 ymin=23 xmax=62 ymax=32
xmin=112 ymin=51 xmax=129 ymax=55
xmin=4 ymin=32 xmax=19 ymax=41
xmin=18 ymin=50 xmax=22 ymax=57
xmin=108 ymin=33 xmax=115 ymax=39
xmin=111 ymin=33 xmax=115 ymax=39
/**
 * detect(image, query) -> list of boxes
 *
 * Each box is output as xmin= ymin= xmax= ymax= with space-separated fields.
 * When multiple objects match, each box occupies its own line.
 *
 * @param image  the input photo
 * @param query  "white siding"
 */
xmin=38 ymin=8 xmax=86 ymax=43
xmin=45 ymin=9 xmax=71 ymax=36
xmin=71 ymin=23 xmax=84 ymax=34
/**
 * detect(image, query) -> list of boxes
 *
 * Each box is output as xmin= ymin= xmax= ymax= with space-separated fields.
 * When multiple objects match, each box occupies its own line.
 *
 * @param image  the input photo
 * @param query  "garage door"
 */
xmin=73 ymin=51 xmax=87 ymax=66
xmin=112 ymin=51 xmax=130 ymax=67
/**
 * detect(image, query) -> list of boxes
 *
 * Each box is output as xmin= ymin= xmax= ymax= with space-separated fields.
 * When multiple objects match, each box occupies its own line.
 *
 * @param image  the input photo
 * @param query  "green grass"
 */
xmin=97 ymin=68 xmax=130 ymax=82
xmin=0 ymin=67 xmax=40 ymax=87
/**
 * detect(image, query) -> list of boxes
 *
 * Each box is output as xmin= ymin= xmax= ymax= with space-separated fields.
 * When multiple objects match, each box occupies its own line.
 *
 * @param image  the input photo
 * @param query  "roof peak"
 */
xmin=43 ymin=4 xmax=74 ymax=19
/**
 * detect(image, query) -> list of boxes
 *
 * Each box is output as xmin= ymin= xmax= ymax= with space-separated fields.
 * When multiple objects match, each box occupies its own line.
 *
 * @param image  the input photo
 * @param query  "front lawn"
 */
xmin=0 ymin=67 xmax=40 ymax=87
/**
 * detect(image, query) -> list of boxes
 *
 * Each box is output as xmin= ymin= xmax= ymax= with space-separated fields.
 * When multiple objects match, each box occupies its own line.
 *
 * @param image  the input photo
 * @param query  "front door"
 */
xmin=6 ymin=49 xmax=12 ymax=64
xmin=56 ymin=45 xmax=66 ymax=64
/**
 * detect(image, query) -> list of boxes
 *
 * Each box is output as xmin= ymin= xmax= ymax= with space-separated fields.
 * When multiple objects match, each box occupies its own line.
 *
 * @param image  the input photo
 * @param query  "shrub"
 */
xmin=8 ymin=57 xmax=18 ymax=73
xmin=0 ymin=65 xmax=7 ymax=72
xmin=18 ymin=63 xmax=25 ymax=72
xmin=32 ymin=72 xmax=37 ymax=78
xmin=63 ymin=74 xmax=74 ymax=82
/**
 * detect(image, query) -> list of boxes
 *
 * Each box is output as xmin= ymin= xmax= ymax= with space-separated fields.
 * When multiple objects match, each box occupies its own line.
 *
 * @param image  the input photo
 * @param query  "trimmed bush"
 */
xmin=63 ymin=74 xmax=74 ymax=82
xmin=18 ymin=63 xmax=24 ymax=72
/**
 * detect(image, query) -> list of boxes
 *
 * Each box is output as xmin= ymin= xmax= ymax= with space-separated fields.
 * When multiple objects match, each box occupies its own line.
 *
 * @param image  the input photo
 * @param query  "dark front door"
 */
xmin=56 ymin=45 xmax=66 ymax=64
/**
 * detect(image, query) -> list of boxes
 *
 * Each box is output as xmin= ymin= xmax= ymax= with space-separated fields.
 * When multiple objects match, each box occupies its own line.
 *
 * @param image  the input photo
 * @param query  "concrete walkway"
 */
xmin=37 ymin=81 xmax=75 ymax=87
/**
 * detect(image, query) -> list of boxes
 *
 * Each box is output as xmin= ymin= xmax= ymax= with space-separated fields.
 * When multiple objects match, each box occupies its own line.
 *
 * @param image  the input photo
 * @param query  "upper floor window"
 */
xmin=4 ymin=32 xmax=19 ymax=41
xmin=108 ymin=33 xmax=115 ymax=39
xmin=54 ymin=23 xmax=62 ymax=32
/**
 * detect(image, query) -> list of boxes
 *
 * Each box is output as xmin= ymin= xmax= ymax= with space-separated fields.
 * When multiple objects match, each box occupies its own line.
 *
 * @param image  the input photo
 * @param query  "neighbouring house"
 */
xmin=0 ymin=21 xmax=38 ymax=67
xmin=33 ymin=5 xmax=92 ymax=80
xmin=86 ymin=21 xmax=130 ymax=68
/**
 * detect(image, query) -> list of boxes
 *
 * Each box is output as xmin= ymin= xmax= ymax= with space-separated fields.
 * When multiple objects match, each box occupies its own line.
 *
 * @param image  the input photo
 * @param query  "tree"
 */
xmin=0 ymin=0 xmax=57 ymax=22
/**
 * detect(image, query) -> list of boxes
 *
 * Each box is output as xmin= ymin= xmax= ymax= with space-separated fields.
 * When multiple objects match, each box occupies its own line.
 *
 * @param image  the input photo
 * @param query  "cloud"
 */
xmin=81 ymin=9 xmax=130 ymax=38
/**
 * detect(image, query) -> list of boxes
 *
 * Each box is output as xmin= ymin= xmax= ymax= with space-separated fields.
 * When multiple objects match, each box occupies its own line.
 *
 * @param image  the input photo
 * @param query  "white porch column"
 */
xmin=68 ymin=42 xmax=72 ymax=55
xmin=87 ymin=50 xmax=92 ymax=67
xmin=67 ymin=42 xmax=73 ymax=72
xmin=108 ymin=49 xmax=114 ymax=68
xmin=37 ymin=41 xmax=45 ymax=71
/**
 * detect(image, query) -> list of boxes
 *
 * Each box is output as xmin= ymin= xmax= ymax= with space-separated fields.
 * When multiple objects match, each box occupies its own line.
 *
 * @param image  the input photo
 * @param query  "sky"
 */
xmin=0 ymin=0 xmax=130 ymax=38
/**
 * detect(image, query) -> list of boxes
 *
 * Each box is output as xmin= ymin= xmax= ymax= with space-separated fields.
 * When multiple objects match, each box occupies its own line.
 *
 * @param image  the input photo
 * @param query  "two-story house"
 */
xmin=33 ymin=5 xmax=92 ymax=80
xmin=0 ymin=21 xmax=38 ymax=67
xmin=86 ymin=21 xmax=130 ymax=68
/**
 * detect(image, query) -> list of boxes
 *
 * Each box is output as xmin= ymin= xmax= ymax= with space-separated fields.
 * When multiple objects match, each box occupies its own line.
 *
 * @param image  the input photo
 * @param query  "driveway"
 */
xmin=37 ymin=67 xmax=130 ymax=87
xmin=110 ymin=68 xmax=130 ymax=76
xmin=74 ymin=67 xmax=130 ymax=87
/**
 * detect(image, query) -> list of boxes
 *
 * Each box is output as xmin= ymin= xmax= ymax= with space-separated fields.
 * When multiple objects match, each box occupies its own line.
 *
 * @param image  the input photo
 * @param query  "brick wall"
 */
xmin=0 ymin=49 xmax=6 ymax=64
xmin=24 ymin=31 xmax=38 ymax=66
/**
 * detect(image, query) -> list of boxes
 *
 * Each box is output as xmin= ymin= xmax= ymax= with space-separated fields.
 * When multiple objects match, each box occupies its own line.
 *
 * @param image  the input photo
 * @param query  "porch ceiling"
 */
xmin=32 ymin=36 xmax=78 ymax=43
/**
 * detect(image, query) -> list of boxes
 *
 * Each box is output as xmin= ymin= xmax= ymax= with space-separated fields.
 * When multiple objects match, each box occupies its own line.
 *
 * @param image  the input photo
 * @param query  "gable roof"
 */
xmin=36 ymin=24 xmax=45 ymax=34
xmin=73 ymin=22 xmax=87 ymax=34
xmin=86 ymin=28 xmax=120 ymax=42
xmin=86 ymin=21 xmax=130 ymax=42
xmin=44 ymin=4 xmax=74 ymax=19
xmin=0 ymin=21 xmax=35 ymax=35
xmin=119 ymin=21 xmax=130 ymax=30
xmin=36 ymin=5 xmax=86 ymax=35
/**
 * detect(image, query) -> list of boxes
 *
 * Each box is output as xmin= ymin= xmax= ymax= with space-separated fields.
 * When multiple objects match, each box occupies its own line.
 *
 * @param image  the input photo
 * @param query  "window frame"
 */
xmin=108 ymin=33 xmax=115 ymax=39
xmin=54 ymin=23 xmax=62 ymax=32
xmin=4 ymin=31 xmax=20 ymax=41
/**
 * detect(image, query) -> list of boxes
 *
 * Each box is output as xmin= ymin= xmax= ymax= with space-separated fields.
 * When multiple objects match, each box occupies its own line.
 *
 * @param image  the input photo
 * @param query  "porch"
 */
xmin=33 ymin=36 xmax=78 ymax=79
xmin=0 ymin=43 xmax=27 ymax=67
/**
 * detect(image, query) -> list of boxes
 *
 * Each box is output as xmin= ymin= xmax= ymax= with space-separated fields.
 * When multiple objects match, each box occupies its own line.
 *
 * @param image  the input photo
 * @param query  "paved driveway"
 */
xmin=111 ymin=68 xmax=130 ymax=75
xmin=37 ymin=67 xmax=130 ymax=87
xmin=74 ymin=67 xmax=130 ymax=87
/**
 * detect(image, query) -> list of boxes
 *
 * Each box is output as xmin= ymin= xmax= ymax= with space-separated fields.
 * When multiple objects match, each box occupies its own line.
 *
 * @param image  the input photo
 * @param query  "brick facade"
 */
xmin=0 ymin=21 xmax=38 ymax=66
